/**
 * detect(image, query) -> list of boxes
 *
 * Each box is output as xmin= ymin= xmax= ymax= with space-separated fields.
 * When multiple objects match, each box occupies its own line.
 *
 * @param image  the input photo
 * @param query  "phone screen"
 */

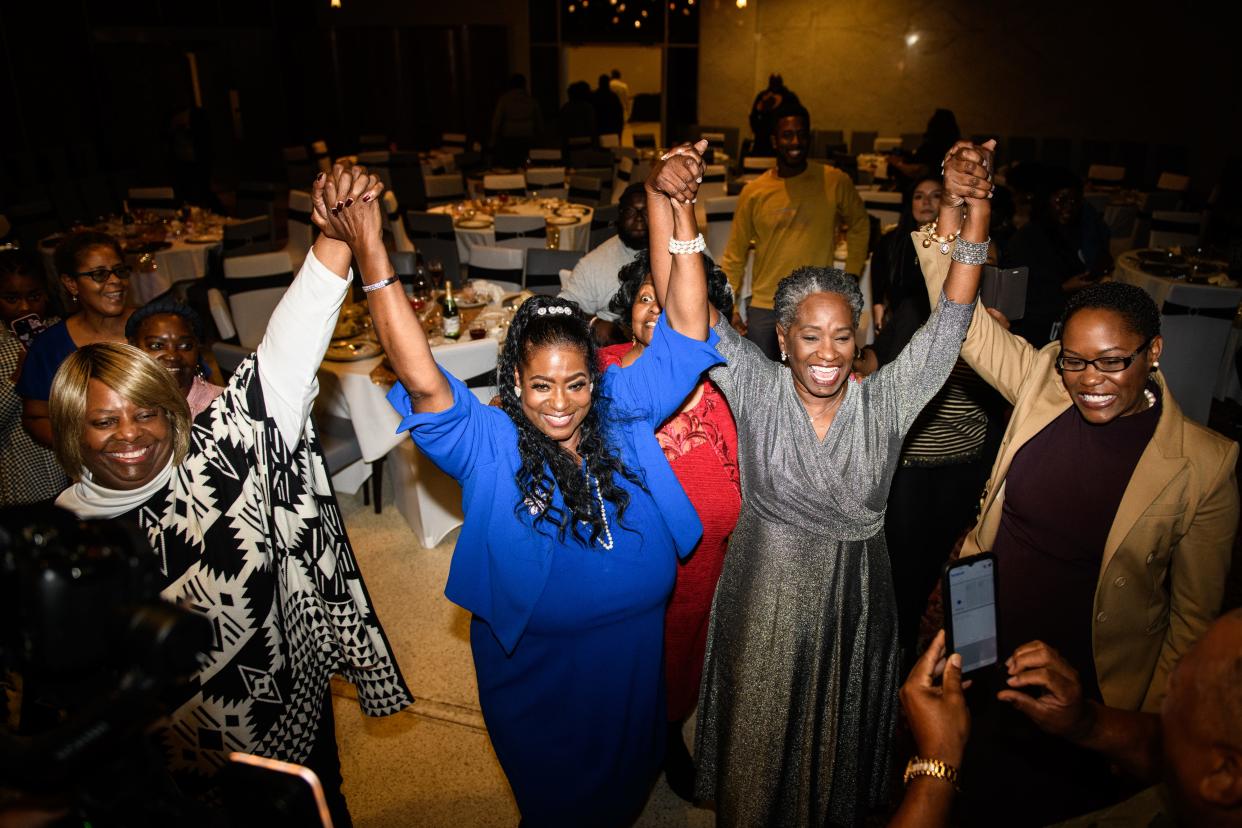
xmin=946 ymin=556 xmax=998 ymax=673
xmin=10 ymin=314 xmax=45 ymax=352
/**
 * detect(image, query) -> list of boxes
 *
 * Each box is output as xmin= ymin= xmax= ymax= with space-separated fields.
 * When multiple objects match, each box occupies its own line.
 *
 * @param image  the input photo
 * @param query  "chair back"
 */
xmin=704 ymin=196 xmax=738 ymax=261
xmin=850 ymin=131 xmax=877 ymax=154
xmin=494 ymin=214 xmax=547 ymax=247
xmin=483 ymin=173 xmax=526 ymax=197
xmin=529 ymin=148 xmax=563 ymax=166
xmin=423 ymin=173 xmax=466 ymax=206
xmin=282 ymin=145 xmax=316 ymax=188
xmin=467 ymin=244 xmax=525 ymax=283
xmin=524 ymin=248 xmax=584 ymax=294
xmin=287 ymin=189 xmax=315 ymax=267
xmin=525 ymin=167 xmax=566 ymax=190
xmin=1087 ymin=164 xmax=1126 ymax=189
xmin=873 ymin=136 xmax=902 ymax=153
xmin=569 ymin=148 xmax=613 ymax=169
xmin=383 ymin=191 xmax=415 ymax=253
xmin=812 ymin=130 xmax=846 ymax=158
xmin=632 ymin=131 xmax=657 ymax=149
xmin=406 ymin=211 xmax=462 ymax=286
xmin=862 ymin=190 xmax=903 ymax=228
xmin=611 ymin=157 xmax=635 ymax=203
xmin=223 ymin=250 xmax=296 ymax=349
xmin=1157 ymin=172 xmax=1190 ymax=193
xmin=741 ymin=156 xmax=776 ymax=173
xmin=222 ymin=215 xmax=274 ymax=255
xmin=235 ymin=181 xmax=282 ymax=225
xmin=569 ymin=175 xmax=608 ymax=206
xmin=441 ymin=132 xmax=468 ymax=152
xmin=356 ymin=150 xmax=394 ymax=191
xmin=1148 ymin=210 xmax=1203 ymax=249
xmin=127 ymin=186 xmax=177 ymax=216
xmin=588 ymin=203 xmax=619 ymax=250
xmin=699 ymin=165 xmax=727 ymax=202
xmin=697 ymin=125 xmax=740 ymax=159
xmin=310 ymin=139 xmax=332 ymax=173
xmin=598 ymin=133 xmax=620 ymax=149
xmin=358 ymin=133 xmax=388 ymax=151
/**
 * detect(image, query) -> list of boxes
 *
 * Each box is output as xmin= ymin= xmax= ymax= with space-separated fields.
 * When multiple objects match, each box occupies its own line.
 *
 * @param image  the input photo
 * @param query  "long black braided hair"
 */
xmin=495 ymin=295 xmax=648 ymax=546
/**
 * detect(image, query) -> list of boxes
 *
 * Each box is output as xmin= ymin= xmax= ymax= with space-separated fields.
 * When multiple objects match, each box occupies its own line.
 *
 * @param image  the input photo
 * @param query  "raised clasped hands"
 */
xmin=941 ymin=139 xmax=997 ymax=214
xmin=646 ymin=139 xmax=710 ymax=206
xmin=312 ymin=163 xmax=385 ymax=250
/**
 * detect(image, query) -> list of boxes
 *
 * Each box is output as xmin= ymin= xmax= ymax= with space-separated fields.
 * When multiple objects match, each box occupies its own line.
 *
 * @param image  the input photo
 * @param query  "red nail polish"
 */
xmin=344 ymin=197 xmax=354 ymax=207
xmin=362 ymin=192 xmax=373 ymax=203
xmin=335 ymin=201 xmax=344 ymax=210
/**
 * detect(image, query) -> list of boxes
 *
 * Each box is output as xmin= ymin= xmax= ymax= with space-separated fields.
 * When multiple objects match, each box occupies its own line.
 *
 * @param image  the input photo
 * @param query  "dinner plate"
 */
xmin=324 ymin=339 xmax=382 ymax=361
xmin=546 ymin=215 xmax=579 ymax=226
xmin=558 ymin=205 xmax=588 ymax=217
xmin=456 ymin=218 xmax=493 ymax=229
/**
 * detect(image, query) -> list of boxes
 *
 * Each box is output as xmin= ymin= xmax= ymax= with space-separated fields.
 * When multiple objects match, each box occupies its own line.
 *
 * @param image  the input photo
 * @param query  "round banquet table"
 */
xmin=428 ymin=201 xmax=593 ymax=263
xmin=1114 ymin=249 xmax=1242 ymax=424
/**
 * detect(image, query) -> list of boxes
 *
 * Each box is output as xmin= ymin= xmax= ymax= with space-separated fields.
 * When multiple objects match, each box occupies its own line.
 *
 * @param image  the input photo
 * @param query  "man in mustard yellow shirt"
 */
xmin=721 ymin=102 xmax=870 ymax=359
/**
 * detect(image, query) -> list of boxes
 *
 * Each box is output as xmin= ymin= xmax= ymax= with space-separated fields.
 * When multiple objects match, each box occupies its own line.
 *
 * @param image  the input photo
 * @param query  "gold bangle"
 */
xmin=903 ymin=756 xmax=960 ymax=791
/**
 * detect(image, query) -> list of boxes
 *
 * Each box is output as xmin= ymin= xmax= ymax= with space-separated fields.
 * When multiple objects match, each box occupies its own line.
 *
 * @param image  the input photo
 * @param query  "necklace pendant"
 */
xmin=939 ymin=241 xmax=950 ymax=255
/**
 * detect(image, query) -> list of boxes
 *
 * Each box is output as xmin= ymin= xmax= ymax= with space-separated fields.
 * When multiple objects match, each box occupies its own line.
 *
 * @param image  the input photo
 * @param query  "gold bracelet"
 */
xmin=903 ymin=756 xmax=960 ymax=791
xmin=922 ymin=207 xmax=966 ymax=254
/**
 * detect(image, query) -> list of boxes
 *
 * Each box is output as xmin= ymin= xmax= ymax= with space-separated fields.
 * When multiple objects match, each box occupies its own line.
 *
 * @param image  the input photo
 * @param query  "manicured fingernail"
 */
xmin=335 ymin=201 xmax=344 ymax=210
xmin=696 ymin=177 xmax=703 ymax=183
xmin=344 ymin=197 xmax=354 ymax=207
xmin=362 ymin=192 xmax=373 ymax=203
xmin=316 ymin=172 xmax=324 ymax=181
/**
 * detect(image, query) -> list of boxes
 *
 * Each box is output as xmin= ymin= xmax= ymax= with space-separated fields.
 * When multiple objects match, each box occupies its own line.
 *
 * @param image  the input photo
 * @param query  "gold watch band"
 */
xmin=903 ymin=756 xmax=960 ymax=791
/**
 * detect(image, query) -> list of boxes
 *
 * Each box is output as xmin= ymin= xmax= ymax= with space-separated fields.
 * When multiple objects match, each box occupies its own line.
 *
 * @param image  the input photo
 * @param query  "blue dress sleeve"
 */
xmin=387 ymin=367 xmax=502 ymax=480
xmin=15 ymin=322 xmax=76 ymax=402
xmin=602 ymin=316 xmax=723 ymax=427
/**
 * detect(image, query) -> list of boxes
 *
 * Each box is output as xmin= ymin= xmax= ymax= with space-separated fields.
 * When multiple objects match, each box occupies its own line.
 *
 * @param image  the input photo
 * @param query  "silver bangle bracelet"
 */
xmin=951 ymin=237 xmax=990 ymax=266
xmin=668 ymin=233 xmax=706 ymax=255
xmin=361 ymin=274 xmax=401 ymax=293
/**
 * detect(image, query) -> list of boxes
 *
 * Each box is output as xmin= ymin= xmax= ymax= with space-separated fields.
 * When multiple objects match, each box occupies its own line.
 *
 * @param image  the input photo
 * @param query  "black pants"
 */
xmin=304 ymin=689 xmax=353 ymax=828
xmin=743 ymin=304 xmax=782 ymax=361
xmin=884 ymin=457 xmax=989 ymax=671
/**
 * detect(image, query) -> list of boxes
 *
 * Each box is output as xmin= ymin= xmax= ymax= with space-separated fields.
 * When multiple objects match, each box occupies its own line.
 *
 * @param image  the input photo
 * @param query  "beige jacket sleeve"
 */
xmin=916 ymin=233 xmax=1037 ymax=404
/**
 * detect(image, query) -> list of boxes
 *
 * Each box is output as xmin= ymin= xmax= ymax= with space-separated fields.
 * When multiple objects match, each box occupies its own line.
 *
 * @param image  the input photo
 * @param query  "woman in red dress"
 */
xmin=599 ymin=250 xmax=741 ymax=802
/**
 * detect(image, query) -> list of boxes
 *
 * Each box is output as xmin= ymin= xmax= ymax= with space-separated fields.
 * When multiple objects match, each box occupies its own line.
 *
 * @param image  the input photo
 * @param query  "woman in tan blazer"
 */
xmin=916 ymin=160 xmax=1238 ymax=826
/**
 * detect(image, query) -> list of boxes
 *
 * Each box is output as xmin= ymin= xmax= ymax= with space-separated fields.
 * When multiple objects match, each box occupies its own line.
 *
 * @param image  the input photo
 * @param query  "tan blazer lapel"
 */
xmin=1100 ymin=374 xmax=1188 ymax=576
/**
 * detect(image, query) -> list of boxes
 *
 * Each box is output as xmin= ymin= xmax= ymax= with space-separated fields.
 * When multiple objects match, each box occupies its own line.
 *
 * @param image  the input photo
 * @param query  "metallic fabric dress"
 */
xmin=695 ymin=295 xmax=975 ymax=827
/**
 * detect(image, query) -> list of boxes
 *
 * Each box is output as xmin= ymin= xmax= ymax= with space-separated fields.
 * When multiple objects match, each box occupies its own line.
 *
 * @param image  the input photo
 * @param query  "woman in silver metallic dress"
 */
xmin=648 ymin=140 xmax=997 ymax=826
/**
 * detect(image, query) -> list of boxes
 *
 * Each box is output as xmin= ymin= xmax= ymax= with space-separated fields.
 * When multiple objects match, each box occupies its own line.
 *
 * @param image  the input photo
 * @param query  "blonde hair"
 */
xmin=49 ymin=342 xmax=192 ymax=480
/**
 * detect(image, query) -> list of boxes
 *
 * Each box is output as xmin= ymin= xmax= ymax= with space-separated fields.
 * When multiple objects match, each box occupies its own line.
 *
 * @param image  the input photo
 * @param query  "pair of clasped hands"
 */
xmin=309 ymin=164 xmax=387 ymax=249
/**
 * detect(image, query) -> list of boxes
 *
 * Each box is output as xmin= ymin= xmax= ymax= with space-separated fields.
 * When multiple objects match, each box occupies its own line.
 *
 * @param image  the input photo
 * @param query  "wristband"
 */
xmin=668 ymin=233 xmax=706 ymax=255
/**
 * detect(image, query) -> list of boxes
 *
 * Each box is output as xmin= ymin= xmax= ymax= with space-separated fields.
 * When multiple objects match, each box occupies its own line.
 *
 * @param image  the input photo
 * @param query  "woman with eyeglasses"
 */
xmin=918 ymin=171 xmax=1239 ymax=826
xmin=18 ymin=231 xmax=133 ymax=447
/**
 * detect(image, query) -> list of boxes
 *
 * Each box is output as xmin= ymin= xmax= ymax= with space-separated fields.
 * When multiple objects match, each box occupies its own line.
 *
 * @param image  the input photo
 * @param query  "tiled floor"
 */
xmin=330 ymin=488 xmax=714 ymax=828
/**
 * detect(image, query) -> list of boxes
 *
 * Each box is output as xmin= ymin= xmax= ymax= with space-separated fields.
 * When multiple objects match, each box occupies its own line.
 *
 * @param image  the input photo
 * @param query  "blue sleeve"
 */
xmin=602 ymin=315 xmax=724 ymax=427
xmin=15 ymin=324 xmax=75 ymax=401
xmin=387 ymin=368 xmax=503 ymax=481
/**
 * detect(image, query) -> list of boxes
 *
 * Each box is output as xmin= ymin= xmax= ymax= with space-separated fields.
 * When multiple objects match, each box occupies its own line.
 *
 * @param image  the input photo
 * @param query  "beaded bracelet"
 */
xmin=951 ymin=236 xmax=991 ymax=266
xmin=668 ymin=233 xmax=706 ymax=255
xmin=903 ymin=757 xmax=960 ymax=791
xmin=921 ymin=219 xmax=960 ymax=255
xmin=361 ymin=274 xmax=401 ymax=293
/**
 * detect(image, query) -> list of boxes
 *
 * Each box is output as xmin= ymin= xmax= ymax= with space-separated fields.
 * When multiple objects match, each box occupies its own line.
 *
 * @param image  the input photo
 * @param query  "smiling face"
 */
xmin=132 ymin=313 xmax=199 ymax=394
xmin=516 ymin=343 xmax=593 ymax=454
xmin=1060 ymin=308 xmax=1162 ymax=424
xmin=60 ymin=244 xmax=128 ymax=318
xmin=777 ymin=292 xmax=856 ymax=401
xmin=911 ymin=179 xmax=943 ymax=225
xmin=629 ymin=278 xmax=660 ymax=346
xmin=80 ymin=378 xmax=174 ymax=490
xmin=773 ymin=114 xmax=809 ymax=173
xmin=0 ymin=270 xmax=49 ymax=325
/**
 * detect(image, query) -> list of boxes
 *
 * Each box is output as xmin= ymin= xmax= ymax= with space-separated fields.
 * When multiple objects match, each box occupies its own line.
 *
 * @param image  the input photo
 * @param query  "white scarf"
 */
xmin=56 ymin=457 xmax=175 ymax=520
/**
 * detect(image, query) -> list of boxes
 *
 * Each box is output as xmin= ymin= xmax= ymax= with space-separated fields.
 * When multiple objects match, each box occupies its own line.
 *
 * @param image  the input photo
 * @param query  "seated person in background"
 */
xmin=888 ymin=108 xmax=961 ymax=187
xmin=720 ymin=99 xmax=870 ymax=359
xmin=892 ymin=612 xmax=1242 ymax=828
xmin=1002 ymin=166 xmax=1112 ymax=346
xmin=557 ymin=80 xmax=597 ymax=150
xmin=125 ymin=296 xmax=224 ymax=418
xmin=558 ymin=182 xmax=647 ymax=345
xmin=919 ymin=166 xmax=1239 ymax=826
xmin=18 ymin=231 xmax=133 ymax=447
xmin=0 ymin=259 xmax=68 ymax=504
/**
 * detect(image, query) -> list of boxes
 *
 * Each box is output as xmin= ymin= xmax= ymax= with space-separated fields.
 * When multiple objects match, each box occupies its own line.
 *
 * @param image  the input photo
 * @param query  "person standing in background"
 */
xmin=490 ymin=73 xmax=544 ymax=168
xmin=592 ymin=74 xmax=624 ymax=140
xmin=609 ymin=69 xmax=631 ymax=123
xmin=747 ymin=74 xmax=800 ymax=158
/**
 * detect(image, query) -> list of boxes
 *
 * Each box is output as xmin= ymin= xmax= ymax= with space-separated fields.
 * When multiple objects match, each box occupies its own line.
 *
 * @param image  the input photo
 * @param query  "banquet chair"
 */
xmin=286 ymin=189 xmax=315 ymax=269
xmin=525 ymin=249 xmax=584 ymax=295
xmin=282 ymin=145 xmax=316 ymax=189
xmin=423 ymin=173 xmax=466 ymax=207
xmin=633 ymin=131 xmax=657 ymax=149
xmin=862 ymin=191 xmax=903 ymax=228
xmin=812 ymin=130 xmax=847 ymax=158
xmin=386 ymin=150 xmax=429 ymax=210
xmin=599 ymin=133 xmax=620 ymax=149
xmin=494 ymin=214 xmax=547 ymax=249
xmin=525 ymin=167 xmax=566 ymax=193
xmin=316 ymin=412 xmax=383 ymax=514
xmin=358 ymin=133 xmax=388 ymax=151
xmin=406 ymin=211 xmax=463 ymax=285
xmin=1148 ymin=211 xmax=1203 ymax=249
xmin=699 ymin=165 xmax=727 ymax=202
xmin=569 ymin=148 xmax=613 ymax=170
xmin=127 ymin=187 xmax=177 ymax=217
xmin=741 ymin=156 xmax=777 ymax=174
xmin=698 ymin=130 xmax=727 ymax=154
xmin=588 ymin=203 xmax=619 ymax=250
xmin=356 ymin=150 xmax=394 ymax=192
xmin=529 ymin=148 xmax=563 ymax=166
xmin=611 ymin=156 xmax=635 ymax=203
xmin=483 ymin=174 xmax=526 ymax=198
xmin=441 ymin=132 xmax=468 ymax=153
xmin=234 ymin=181 xmax=282 ymax=226
xmin=222 ymin=216 xmax=274 ymax=256
xmin=1157 ymin=172 xmax=1190 ymax=193
xmin=873 ymin=137 xmax=902 ymax=153
xmin=569 ymin=175 xmax=609 ymax=207
xmin=221 ymin=250 xmax=296 ymax=349
xmin=1087 ymin=165 xmax=1126 ymax=190
xmin=704 ymin=196 xmax=738 ymax=261
xmin=466 ymin=244 xmax=525 ymax=284
xmin=310 ymin=140 xmax=332 ymax=174
xmin=850 ymin=131 xmax=877 ymax=155
xmin=383 ymin=191 xmax=415 ymax=253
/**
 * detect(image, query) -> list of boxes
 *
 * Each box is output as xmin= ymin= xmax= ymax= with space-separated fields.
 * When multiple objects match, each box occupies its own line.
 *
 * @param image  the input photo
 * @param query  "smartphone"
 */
xmin=10 ymin=314 xmax=46 ymax=352
xmin=221 ymin=752 xmax=334 ymax=828
xmin=943 ymin=553 xmax=999 ymax=676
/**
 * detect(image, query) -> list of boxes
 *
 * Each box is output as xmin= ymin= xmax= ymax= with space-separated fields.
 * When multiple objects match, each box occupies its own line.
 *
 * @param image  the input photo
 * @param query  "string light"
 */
xmin=736 ymin=0 xmax=747 ymax=7
xmin=634 ymin=19 xmax=641 ymax=27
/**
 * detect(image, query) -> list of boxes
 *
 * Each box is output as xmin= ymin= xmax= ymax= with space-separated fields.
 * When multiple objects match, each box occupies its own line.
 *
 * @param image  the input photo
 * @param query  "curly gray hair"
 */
xmin=773 ymin=266 xmax=864 ymax=330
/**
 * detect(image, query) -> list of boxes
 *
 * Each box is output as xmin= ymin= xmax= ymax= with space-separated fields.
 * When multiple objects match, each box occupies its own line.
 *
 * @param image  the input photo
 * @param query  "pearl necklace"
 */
xmin=586 ymin=468 xmax=615 ymax=550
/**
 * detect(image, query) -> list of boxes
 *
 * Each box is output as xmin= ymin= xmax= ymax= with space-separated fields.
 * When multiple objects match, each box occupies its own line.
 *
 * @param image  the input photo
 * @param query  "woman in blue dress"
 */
xmin=315 ymin=158 xmax=718 ymax=825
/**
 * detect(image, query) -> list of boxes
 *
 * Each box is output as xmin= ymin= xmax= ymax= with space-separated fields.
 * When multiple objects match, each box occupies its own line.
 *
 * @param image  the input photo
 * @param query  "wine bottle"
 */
xmin=442 ymin=281 xmax=461 ymax=340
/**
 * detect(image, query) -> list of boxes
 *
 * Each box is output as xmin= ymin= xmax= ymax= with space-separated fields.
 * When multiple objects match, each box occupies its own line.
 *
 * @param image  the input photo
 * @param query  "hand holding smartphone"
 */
xmin=943 ymin=553 xmax=999 ymax=677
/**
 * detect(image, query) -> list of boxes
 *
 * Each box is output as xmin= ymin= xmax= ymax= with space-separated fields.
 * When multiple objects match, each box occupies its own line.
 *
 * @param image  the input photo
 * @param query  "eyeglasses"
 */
xmin=73 ymin=265 xmax=133 ymax=284
xmin=1056 ymin=338 xmax=1152 ymax=373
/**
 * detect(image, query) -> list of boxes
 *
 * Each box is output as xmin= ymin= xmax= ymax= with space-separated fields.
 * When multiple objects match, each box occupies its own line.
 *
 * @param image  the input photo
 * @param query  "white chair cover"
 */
xmin=1149 ymin=210 xmax=1202 ymax=249
xmin=287 ymin=189 xmax=314 ymax=269
xmin=424 ymin=173 xmax=466 ymax=204
xmin=1087 ymin=164 xmax=1126 ymax=189
xmin=741 ymin=156 xmax=776 ymax=172
xmin=704 ymin=196 xmax=738 ymax=261
xmin=356 ymin=150 xmax=394 ymax=191
xmin=525 ymin=167 xmax=566 ymax=189
xmin=223 ymin=250 xmax=294 ymax=349
xmin=483 ymin=173 xmax=526 ymax=195
xmin=1157 ymin=172 xmax=1190 ymax=193
xmin=127 ymin=186 xmax=177 ymax=217
xmin=598 ymin=133 xmax=620 ymax=148
xmin=383 ymin=191 xmax=414 ymax=253
xmin=529 ymin=148 xmax=563 ymax=165
xmin=873 ymin=136 xmax=902 ymax=153
xmin=862 ymin=190 xmax=903 ymax=228
xmin=494 ymin=214 xmax=547 ymax=250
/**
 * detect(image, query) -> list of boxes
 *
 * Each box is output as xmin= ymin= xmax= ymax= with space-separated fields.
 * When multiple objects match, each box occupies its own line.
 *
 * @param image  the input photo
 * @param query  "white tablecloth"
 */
xmin=428 ymin=202 xmax=593 ymax=263
xmin=1115 ymin=250 xmax=1242 ymax=423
